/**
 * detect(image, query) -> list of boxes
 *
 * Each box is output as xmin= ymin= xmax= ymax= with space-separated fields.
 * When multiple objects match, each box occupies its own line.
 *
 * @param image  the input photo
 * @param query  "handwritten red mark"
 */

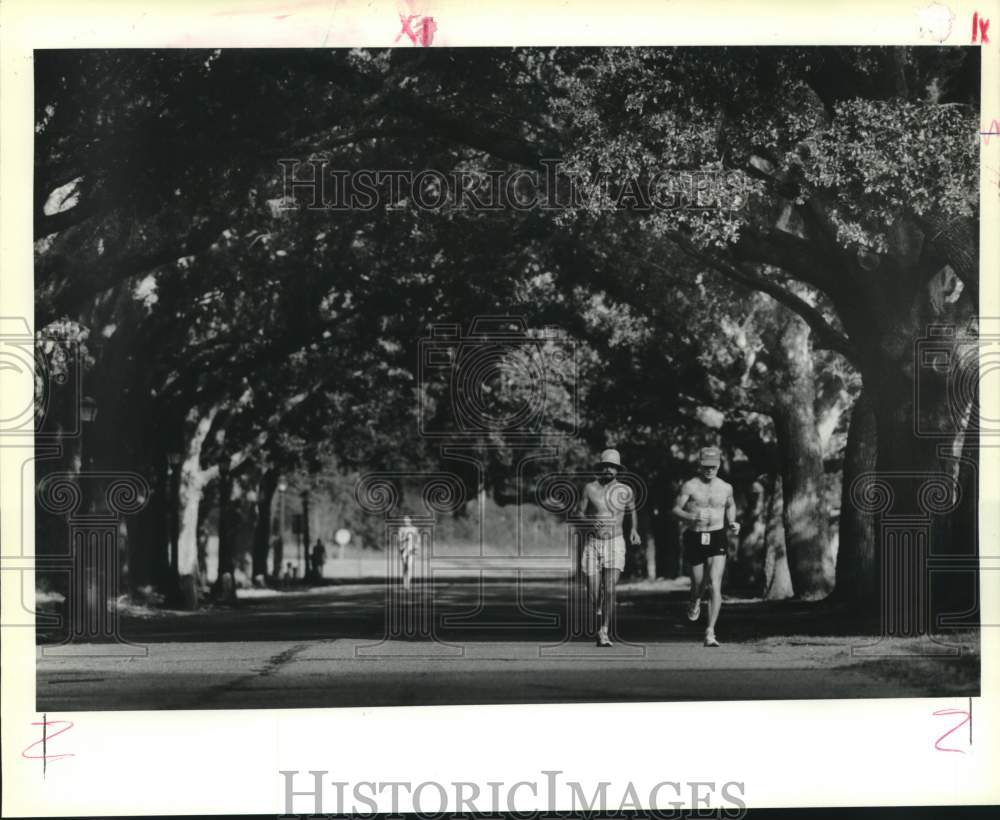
xmin=22 ymin=716 xmax=75 ymax=775
xmin=972 ymin=11 xmax=991 ymax=43
xmin=982 ymin=118 xmax=1000 ymax=145
xmin=396 ymin=14 xmax=437 ymax=47
xmin=932 ymin=707 xmax=970 ymax=753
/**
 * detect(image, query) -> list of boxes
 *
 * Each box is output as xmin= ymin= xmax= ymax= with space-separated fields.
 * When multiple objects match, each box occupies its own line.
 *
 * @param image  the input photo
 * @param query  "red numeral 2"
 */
xmin=932 ymin=708 xmax=970 ymax=753
xmin=22 ymin=718 xmax=75 ymax=764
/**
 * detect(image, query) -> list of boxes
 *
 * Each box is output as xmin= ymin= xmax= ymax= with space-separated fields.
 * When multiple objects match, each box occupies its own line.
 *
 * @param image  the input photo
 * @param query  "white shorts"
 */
xmin=581 ymin=534 xmax=626 ymax=574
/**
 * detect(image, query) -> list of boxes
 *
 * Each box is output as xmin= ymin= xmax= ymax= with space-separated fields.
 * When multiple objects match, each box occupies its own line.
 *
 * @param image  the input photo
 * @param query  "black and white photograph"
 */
xmin=0 ymin=0 xmax=1000 ymax=818
xmin=25 ymin=40 xmax=987 ymax=714
xmin=5 ymin=1 xmax=1000 ymax=816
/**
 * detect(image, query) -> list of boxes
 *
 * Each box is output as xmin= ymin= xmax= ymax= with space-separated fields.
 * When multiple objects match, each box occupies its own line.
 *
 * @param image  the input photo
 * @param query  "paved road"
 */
xmin=36 ymin=581 xmax=978 ymax=710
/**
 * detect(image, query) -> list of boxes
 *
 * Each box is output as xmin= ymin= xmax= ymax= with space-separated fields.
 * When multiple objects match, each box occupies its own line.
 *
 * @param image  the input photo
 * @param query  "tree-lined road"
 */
xmin=36 ymin=582 xmax=977 ymax=710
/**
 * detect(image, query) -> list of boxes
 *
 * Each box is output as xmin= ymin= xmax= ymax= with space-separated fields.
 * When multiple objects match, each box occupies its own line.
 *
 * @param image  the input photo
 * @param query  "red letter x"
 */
xmin=396 ymin=14 xmax=436 ymax=47
xmin=396 ymin=14 xmax=418 ymax=44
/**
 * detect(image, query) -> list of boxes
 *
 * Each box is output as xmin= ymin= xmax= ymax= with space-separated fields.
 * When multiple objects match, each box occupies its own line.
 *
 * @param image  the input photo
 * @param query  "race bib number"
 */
xmin=701 ymin=532 xmax=711 ymax=545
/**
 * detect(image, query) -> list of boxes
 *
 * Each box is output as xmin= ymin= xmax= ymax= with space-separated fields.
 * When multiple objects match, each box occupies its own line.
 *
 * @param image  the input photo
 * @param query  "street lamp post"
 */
xmin=277 ymin=479 xmax=288 ymax=579
xmin=300 ymin=491 xmax=310 ymax=579
xmin=166 ymin=451 xmax=183 ymax=577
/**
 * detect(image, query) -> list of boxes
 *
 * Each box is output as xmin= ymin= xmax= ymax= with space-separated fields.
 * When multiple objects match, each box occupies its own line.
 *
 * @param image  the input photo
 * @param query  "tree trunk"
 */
xmin=80 ymin=298 xmax=139 ymax=596
xmin=763 ymin=476 xmax=794 ymax=600
xmin=653 ymin=480 xmax=683 ymax=579
xmin=866 ymin=371 xmax=970 ymax=633
xmin=834 ymin=390 xmax=878 ymax=608
xmin=735 ymin=478 xmax=767 ymax=591
xmin=125 ymin=449 xmax=169 ymax=596
xmin=167 ymin=458 xmax=181 ymax=590
xmin=176 ymin=469 xmax=205 ymax=609
xmin=834 ymin=247 xmax=977 ymax=633
xmin=252 ymin=468 xmax=278 ymax=583
xmin=641 ymin=506 xmax=656 ymax=580
xmin=946 ymin=417 xmax=979 ymax=622
xmin=150 ymin=462 xmax=172 ymax=592
xmin=214 ymin=469 xmax=237 ymax=602
xmin=175 ymin=406 xmax=220 ymax=609
xmin=771 ymin=316 xmax=835 ymax=599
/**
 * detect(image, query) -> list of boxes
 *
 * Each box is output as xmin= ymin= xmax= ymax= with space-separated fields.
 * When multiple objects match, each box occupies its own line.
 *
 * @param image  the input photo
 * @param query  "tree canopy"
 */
xmin=34 ymin=46 xmax=981 ymax=612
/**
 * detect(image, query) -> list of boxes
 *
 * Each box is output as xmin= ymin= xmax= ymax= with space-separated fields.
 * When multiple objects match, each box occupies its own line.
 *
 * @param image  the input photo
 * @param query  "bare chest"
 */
xmin=586 ymin=482 xmax=631 ymax=515
xmin=686 ymin=481 xmax=728 ymax=508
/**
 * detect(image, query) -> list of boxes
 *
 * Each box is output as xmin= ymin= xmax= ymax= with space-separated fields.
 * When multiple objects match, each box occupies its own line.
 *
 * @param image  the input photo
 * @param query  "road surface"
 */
xmin=36 ymin=580 xmax=979 ymax=710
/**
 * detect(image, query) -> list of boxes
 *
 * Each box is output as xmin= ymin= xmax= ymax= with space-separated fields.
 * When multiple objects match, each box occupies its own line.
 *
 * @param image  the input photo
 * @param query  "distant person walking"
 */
xmin=398 ymin=516 xmax=420 ymax=590
xmin=671 ymin=447 xmax=740 ymax=647
xmin=575 ymin=448 xmax=641 ymax=647
xmin=310 ymin=539 xmax=327 ymax=581
xmin=271 ymin=532 xmax=284 ymax=580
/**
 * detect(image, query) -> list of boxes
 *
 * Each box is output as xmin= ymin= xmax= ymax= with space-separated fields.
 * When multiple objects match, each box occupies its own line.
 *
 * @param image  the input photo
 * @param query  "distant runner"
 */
xmin=671 ymin=447 xmax=740 ymax=647
xmin=310 ymin=538 xmax=327 ymax=581
xmin=575 ymin=448 xmax=641 ymax=647
xmin=398 ymin=516 xmax=420 ymax=590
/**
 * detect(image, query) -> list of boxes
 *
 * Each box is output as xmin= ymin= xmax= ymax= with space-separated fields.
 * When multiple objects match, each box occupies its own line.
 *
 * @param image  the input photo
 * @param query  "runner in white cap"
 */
xmin=671 ymin=447 xmax=740 ymax=647
xmin=575 ymin=448 xmax=641 ymax=646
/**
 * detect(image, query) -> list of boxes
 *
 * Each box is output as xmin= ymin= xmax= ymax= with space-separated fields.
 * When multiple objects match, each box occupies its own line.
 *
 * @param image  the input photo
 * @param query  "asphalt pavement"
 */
xmin=35 ymin=580 xmax=979 ymax=710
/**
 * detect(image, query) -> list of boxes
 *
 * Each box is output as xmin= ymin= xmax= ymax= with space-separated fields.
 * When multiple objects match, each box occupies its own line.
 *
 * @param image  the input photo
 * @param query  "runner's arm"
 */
xmin=626 ymin=490 xmax=640 ymax=544
xmin=671 ymin=485 xmax=698 ymax=523
xmin=572 ymin=484 xmax=592 ymax=538
xmin=725 ymin=487 xmax=740 ymax=534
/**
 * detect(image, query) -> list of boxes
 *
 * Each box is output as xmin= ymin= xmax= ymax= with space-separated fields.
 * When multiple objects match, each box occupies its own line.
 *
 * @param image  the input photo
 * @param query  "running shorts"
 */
xmin=682 ymin=529 xmax=728 ymax=566
xmin=581 ymin=534 xmax=627 ymax=573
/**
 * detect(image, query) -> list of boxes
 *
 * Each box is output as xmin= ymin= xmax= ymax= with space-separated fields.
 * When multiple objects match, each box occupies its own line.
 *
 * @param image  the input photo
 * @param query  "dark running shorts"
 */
xmin=683 ymin=529 xmax=728 ymax=566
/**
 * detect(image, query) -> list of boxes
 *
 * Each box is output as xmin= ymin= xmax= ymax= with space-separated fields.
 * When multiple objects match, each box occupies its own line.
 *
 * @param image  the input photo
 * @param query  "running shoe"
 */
xmin=597 ymin=628 xmax=613 ymax=647
xmin=686 ymin=599 xmax=701 ymax=621
xmin=704 ymin=630 xmax=720 ymax=647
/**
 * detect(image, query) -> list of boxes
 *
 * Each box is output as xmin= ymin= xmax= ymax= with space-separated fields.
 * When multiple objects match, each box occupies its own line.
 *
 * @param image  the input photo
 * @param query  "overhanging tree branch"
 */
xmin=37 ymin=214 xmax=229 ymax=324
xmin=915 ymin=212 xmax=979 ymax=301
xmin=664 ymin=230 xmax=858 ymax=363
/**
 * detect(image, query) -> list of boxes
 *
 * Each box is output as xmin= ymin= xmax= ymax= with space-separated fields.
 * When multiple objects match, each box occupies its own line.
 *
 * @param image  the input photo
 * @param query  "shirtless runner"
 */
xmin=671 ymin=447 xmax=740 ymax=647
xmin=574 ymin=448 xmax=641 ymax=647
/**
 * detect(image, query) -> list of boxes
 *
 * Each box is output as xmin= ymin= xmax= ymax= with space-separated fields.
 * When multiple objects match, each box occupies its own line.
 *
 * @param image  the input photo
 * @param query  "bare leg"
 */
xmin=705 ymin=554 xmax=726 ymax=634
xmin=584 ymin=571 xmax=602 ymax=618
xmin=402 ymin=556 xmax=411 ymax=589
xmin=687 ymin=561 xmax=706 ymax=620
xmin=689 ymin=563 xmax=705 ymax=606
xmin=601 ymin=568 xmax=620 ymax=637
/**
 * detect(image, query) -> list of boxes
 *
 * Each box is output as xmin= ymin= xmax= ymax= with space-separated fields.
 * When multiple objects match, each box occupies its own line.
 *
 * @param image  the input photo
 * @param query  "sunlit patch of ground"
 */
xmin=753 ymin=629 xmax=981 ymax=696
